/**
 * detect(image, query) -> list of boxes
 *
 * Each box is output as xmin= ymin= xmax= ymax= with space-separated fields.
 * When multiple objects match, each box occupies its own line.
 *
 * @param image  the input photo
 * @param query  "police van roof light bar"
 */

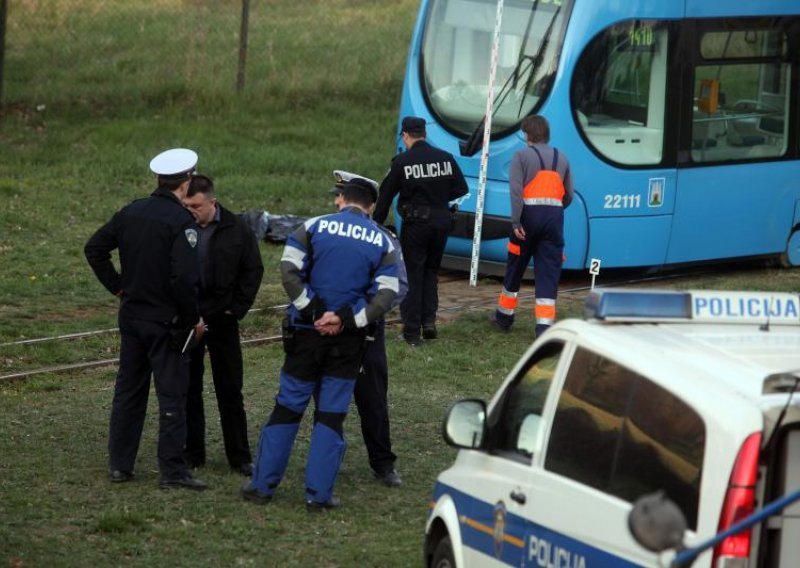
xmin=584 ymin=290 xmax=691 ymax=321
xmin=585 ymin=289 xmax=800 ymax=325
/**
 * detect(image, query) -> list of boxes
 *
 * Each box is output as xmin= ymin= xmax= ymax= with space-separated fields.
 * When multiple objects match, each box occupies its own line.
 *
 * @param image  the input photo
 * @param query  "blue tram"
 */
xmin=394 ymin=0 xmax=800 ymax=269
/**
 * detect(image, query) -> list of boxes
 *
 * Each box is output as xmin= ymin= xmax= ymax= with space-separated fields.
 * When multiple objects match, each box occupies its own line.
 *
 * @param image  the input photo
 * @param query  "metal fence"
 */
xmin=0 ymin=0 xmax=252 ymax=107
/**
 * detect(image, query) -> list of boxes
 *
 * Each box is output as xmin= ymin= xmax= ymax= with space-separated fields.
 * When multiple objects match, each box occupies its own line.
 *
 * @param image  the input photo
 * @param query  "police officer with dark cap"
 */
xmin=373 ymin=116 xmax=468 ymax=346
xmin=330 ymin=171 xmax=407 ymax=487
xmin=84 ymin=148 xmax=208 ymax=491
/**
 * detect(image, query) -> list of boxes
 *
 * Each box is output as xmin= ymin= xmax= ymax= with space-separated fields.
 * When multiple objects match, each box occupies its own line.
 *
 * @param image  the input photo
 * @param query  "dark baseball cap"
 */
xmin=401 ymin=116 xmax=426 ymax=134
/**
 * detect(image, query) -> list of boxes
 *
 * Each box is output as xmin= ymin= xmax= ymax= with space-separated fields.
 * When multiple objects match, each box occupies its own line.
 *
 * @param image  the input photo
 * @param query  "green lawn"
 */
xmin=2 ymin=1 xmax=800 ymax=566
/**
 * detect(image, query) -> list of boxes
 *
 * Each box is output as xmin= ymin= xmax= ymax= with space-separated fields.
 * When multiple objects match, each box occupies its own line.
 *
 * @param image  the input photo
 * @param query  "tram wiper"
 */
xmin=459 ymin=5 xmax=561 ymax=157
xmin=512 ymin=0 xmax=540 ymax=89
xmin=459 ymin=55 xmax=535 ymax=156
xmin=516 ymin=5 xmax=561 ymax=118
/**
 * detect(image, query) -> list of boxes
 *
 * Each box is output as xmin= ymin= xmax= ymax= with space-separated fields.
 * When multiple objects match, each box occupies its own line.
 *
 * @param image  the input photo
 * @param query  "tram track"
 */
xmin=0 ymin=269 xmax=707 ymax=383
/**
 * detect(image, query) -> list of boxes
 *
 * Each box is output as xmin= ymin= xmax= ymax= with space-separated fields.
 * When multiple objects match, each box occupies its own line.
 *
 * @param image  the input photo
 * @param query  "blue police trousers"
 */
xmin=251 ymin=328 xmax=364 ymax=504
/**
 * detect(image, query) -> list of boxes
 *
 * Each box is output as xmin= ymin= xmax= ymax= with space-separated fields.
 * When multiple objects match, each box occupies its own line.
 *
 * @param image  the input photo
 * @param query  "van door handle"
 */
xmin=510 ymin=490 xmax=526 ymax=505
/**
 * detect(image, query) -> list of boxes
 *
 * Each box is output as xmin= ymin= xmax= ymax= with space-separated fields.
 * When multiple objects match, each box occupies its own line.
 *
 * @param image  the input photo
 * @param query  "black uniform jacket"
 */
xmin=373 ymin=140 xmax=468 ymax=224
xmin=84 ymin=187 xmax=200 ymax=328
xmin=200 ymin=204 xmax=264 ymax=320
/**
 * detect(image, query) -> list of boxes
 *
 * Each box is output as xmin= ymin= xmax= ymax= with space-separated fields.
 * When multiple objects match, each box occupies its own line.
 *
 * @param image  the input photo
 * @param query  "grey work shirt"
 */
xmin=509 ymin=142 xmax=574 ymax=228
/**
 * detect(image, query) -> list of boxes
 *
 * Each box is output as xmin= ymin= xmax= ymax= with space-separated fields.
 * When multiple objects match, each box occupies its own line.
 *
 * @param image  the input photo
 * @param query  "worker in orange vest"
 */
xmin=491 ymin=115 xmax=574 ymax=337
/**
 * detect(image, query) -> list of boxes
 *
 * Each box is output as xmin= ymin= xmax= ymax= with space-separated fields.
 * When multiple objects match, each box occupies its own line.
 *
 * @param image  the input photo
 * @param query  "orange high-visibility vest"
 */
xmin=521 ymin=147 xmax=565 ymax=207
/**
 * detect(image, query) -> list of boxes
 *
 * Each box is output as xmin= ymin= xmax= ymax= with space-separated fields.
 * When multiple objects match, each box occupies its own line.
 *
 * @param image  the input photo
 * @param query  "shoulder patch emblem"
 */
xmin=185 ymin=228 xmax=198 ymax=248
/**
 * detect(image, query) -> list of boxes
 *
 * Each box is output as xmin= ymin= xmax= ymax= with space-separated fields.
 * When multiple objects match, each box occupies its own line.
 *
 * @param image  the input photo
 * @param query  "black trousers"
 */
xmin=185 ymin=313 xmax=251 ymax=468
xmin=400 ymin=217 xmax=449 ymax=338
xmin=353 ymin=321 xmax=396 ymax=473
xmin=109 ymin=316 xmax=190 ymax=481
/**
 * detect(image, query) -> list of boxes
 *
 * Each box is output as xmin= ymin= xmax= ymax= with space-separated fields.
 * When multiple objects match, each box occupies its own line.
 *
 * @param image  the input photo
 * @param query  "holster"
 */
xmin=400 ymin=204 xmax=431 ymax=222
xmin=281 ymin=316 xmax=296 ymax=354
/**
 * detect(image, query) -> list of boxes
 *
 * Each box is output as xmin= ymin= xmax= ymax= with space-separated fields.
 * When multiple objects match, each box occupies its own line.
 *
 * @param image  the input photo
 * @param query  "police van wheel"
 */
xmin=431 ymin=535 xmax=455 ymax=568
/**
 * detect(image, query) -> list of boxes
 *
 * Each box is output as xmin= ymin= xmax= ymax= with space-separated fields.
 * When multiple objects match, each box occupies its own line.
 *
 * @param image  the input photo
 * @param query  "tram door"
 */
xmin=669 ymin=20 xmax=798 ymax=264
xmin=570 ymin=20 xmax=677 ymax=267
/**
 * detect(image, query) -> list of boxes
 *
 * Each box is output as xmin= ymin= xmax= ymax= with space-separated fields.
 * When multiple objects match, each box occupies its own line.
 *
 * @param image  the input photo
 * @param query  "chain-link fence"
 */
xmin=0 ymin=0 xmax=417 ymax=111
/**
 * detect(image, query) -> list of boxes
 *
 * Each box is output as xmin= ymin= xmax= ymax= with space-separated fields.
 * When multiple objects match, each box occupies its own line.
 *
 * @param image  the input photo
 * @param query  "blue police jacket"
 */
xmin=281 ymin=206 xmax=399 ymax=329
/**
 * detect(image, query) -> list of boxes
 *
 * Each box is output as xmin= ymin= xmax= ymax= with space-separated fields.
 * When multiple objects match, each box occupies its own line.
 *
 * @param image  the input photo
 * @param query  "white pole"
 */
xmin=469 ymin=0 xmax=505 ymax=287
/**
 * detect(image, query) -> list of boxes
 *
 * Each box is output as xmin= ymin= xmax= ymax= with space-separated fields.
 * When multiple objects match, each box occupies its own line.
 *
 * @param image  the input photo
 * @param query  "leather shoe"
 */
xmin=374 ymin=469 xmax=402 ymax=487
xmin=422 ymin=325 xmax=438 ymax=340
xmin=305 ymin=496 xmax=341 ymax=512
xmin=489 ymin=313 xmax=511 ymax=333
xmin=233 ymin=462 xmax=254 ymax=477
xmin=241 ymin=482 xmax=272 ymax=505
xmin=109 ymin=470 xmax=134 ymax=483
xmin=158 ymin=476 xmax=208 ymax=491
xmin=401 ymin=333 xmax=422 ymax=347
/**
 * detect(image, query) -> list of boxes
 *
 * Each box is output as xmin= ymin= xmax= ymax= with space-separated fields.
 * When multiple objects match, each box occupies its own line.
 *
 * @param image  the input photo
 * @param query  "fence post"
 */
xmin=0 ymin=0 xmax=7 ymax=108
xmin=236 ymin=0 xmax=250 ymax=94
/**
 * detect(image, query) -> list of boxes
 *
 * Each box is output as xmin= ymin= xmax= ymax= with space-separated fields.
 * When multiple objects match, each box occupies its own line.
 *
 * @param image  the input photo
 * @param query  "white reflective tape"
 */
xmin=501 ymin=288 xmax=518 ymax=298
xmin=376 ymin=275 xmax=399 ymax=293
xmin=354 ymin=308 xmax=368 ymax=329
xmin=536 ymin=316 xmax=555 ymax=325
xmin=523 ymin=198 xmax=562 ymax=207
xmin=281 ymin=245 xmax=305 ymax=270
xmin=498 ymin=306 xmax=515 ymax=316
xmin=292 ymin=289 xmax=310 ymax=311
xmin=536 ymin=298 xmax=556 ymax=306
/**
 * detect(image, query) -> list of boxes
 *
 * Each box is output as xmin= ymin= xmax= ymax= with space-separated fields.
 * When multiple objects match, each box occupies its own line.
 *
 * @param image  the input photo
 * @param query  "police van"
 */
xmin=424 ymin=289 xmax=800 ymax=568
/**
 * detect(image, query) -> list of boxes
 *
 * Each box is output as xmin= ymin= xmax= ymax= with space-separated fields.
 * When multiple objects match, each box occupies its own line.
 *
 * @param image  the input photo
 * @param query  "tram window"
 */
xmin=691 ymin=28 xmax=790 ymax=163
xmin=544 ymin=347 xmax=705 ymax=529
xmin=571 ymin=21 xmax=668 ymax=166
xmin=421 ymin=0 xmax=573 ymax=136
xmin=700 ymin=30 xmax=786 ymax=60
xmin=487 ymin=341 xmax=563 ymax=464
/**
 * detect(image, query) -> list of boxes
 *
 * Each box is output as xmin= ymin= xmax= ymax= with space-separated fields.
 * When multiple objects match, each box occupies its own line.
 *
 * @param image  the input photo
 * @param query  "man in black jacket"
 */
xmin=85 ymin=148 xmax=207 ymax=490
xmin=182 ymin=175 xmax=264 ymax=476
xmin=373 ymin=116 xmax=468 ymax=346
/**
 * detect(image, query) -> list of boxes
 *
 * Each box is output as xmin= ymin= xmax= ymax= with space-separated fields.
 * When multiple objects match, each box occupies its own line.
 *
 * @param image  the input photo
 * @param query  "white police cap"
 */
xmin=331 ymin=170 xmax=379 ymax=193
xmin=149 ymin=148 xmax=198 ymax=179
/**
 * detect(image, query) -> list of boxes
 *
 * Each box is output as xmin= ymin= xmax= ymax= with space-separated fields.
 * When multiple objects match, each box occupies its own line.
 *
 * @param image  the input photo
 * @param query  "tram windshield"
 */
xmin=421 ymin=0 xmax=573 ymax=136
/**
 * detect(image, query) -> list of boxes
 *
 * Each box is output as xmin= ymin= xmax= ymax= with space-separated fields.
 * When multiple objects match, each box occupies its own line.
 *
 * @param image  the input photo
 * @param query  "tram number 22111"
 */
xmin=603 ymin=194 xmax=641 ymax=209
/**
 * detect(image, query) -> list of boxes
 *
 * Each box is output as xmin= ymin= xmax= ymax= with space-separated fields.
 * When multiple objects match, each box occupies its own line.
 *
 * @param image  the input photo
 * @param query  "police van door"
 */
xmin=526 ymin=344 xmax=706 ymax=567
xmin=456 ymin=340 xmax=569 ymax=566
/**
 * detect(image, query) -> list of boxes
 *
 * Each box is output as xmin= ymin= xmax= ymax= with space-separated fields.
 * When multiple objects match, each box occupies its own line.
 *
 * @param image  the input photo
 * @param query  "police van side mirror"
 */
xmin=443 ymin=400 xmax=487 ymax=449
xmin=628 ymin=492 xmax=688 ymax=555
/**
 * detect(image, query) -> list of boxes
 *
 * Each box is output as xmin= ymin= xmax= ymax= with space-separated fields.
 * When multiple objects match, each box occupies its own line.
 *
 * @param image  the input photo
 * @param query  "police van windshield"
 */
xmin=421 ymin=0 xmax=573 ymax=136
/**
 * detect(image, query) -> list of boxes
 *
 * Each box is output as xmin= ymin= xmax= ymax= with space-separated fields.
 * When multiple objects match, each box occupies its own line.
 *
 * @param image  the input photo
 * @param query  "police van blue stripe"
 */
xmin=431 ymin=482 xmax=644 ymax=567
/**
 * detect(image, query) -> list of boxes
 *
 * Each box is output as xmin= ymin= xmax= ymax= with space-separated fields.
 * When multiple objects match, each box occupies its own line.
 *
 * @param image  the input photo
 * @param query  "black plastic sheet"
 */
xmin=239 ymin=211 xmax=307 ymax=243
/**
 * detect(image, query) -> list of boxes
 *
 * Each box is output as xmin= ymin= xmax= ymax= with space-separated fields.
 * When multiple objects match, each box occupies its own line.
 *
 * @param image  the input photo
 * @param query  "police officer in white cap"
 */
xmin=85 ymin=148 xmax=208 ymax=491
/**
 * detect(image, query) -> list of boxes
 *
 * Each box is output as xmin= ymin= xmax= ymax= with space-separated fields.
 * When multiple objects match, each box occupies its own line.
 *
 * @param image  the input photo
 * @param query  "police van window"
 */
xmin=544 ymin=347 xmax=705 ymax=530
xmin=571 ymin=20 xmax=669 ymax=166
xmin=691 ymin=27 xmax=790 ymax=163
xmin=487 ymin=341 xmax=564 ymax=464
xmin=611 ymin=376 xmax=704 ymax=529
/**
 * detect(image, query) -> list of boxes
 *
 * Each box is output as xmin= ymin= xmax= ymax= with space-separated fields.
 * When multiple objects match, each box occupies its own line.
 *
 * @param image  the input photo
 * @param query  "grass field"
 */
xmin=2 ymin=1 xmax=800 ymax=566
